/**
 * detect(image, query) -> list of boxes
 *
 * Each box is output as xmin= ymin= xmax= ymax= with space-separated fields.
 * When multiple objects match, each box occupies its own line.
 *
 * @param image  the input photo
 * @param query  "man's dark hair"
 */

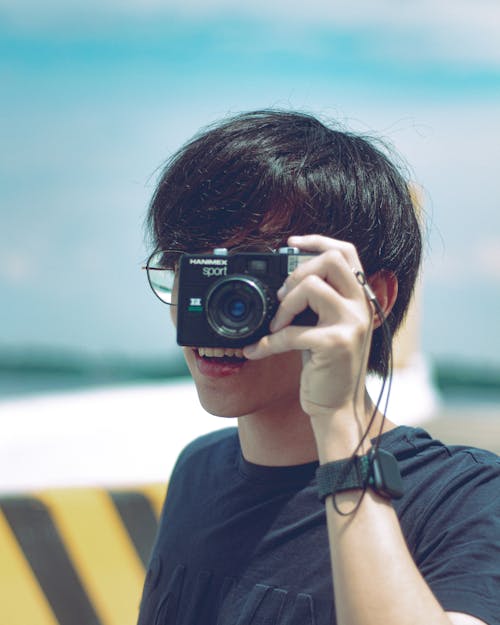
xmin=147 ymin=109 xmax=422 ymax=375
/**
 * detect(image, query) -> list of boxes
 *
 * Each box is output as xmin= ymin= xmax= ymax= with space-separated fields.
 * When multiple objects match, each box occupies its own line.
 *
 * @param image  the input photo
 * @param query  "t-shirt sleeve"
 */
xmin=412 ymin=453 xmax=500 ymax=625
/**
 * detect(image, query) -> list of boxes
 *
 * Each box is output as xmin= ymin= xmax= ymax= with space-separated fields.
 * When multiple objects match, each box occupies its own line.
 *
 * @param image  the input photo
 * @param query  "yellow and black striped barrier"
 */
xmin=0 ymin=484 xmax=166 ymax=625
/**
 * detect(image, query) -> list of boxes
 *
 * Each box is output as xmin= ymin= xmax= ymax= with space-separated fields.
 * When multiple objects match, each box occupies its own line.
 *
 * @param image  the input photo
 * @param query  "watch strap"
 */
xmin=316 ymin=448 xmax=404 ymax=502
xmin=316 ymin=455 xmax=370 ymax=502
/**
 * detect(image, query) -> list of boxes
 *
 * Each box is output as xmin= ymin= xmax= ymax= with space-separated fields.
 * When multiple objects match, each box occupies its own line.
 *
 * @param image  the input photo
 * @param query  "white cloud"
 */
xmin=476 ymin=238 xmax=500 ymax=281
xmin=425 ymin=237 xmax=500 ymax=286
xmin=2 ymin=0 xmax=500 ymax=65
xmin=0 ymin=251 xmax=40 ymax=285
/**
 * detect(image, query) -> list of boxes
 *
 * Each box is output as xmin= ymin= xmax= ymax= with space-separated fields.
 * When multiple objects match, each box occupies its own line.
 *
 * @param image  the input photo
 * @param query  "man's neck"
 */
xmin=237 ymin=391 xmax=396 ymax=467
xmin=237 ymin=404 xmax=319 ymax=466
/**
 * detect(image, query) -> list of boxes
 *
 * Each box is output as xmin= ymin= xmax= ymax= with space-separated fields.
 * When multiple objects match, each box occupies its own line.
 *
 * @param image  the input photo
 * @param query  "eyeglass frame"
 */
xmin=142 ymin=244 xmax=277 ymax=306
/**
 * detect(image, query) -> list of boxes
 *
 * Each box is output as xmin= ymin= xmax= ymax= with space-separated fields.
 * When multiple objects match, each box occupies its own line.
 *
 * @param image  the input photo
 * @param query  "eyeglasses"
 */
xmin=143 ymin=249 xmax=184 ymax=305
xmin=143 ymin=244 xmax=275 ymax=306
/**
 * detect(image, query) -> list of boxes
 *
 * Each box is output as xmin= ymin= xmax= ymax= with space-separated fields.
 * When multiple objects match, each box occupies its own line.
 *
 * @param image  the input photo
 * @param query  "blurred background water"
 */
xmin=1 ymin=0 xmax=500 ymax=408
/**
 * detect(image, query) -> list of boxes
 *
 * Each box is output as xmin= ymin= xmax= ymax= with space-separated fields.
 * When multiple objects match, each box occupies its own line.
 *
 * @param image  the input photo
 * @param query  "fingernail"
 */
xmin=277 ymin=284 xmax=287 ymax=299
xmin=243 ymin=344 xmax=257 ymax=358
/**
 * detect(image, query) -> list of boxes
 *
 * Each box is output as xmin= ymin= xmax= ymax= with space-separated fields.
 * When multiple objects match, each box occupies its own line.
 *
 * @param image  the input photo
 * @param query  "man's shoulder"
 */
xmin=385 ymin=425 xmax=500 ymax=515
xmin=173 ymin=427 xmax=239 ymax=472
xmin=383 ymin=425 xmax=500 ymax=470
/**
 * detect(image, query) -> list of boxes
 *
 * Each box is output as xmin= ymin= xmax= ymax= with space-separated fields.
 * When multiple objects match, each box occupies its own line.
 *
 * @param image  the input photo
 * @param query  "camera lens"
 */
xmin=206 ymin=276 xmax=268 ymax=339
xmin=226 ymin=298 xmax=247 ymax=320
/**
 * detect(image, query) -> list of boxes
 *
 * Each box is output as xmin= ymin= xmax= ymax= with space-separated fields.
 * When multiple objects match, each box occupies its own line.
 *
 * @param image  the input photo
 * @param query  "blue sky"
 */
xmin=1 ymin=0 xmax=500 ymax=365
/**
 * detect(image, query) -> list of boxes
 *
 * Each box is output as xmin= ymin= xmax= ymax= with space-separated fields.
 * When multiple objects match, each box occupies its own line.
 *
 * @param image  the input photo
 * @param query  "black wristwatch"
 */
xmin=316 ymin=447 xmax=404 ymax=501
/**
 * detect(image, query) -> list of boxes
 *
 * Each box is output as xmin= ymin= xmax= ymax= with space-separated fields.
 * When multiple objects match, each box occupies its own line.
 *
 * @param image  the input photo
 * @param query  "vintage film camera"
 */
xmin=176 ymin=247 xmax=319 ymax=347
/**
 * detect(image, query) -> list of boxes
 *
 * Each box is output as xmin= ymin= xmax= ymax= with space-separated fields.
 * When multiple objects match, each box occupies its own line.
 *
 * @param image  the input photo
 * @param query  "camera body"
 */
xmin=176 ymin=247 xmax=318 ymax=347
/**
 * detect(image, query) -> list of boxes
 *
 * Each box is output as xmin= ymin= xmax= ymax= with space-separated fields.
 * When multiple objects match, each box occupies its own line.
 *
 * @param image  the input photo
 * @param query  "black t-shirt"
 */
xmin=137 ymin=426 xmax=500 ymax=625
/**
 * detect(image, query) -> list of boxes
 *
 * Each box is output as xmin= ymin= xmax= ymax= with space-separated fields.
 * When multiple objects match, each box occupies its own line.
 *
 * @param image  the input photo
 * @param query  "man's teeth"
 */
xmin=197 ymin=347 xmax=245 ymax=358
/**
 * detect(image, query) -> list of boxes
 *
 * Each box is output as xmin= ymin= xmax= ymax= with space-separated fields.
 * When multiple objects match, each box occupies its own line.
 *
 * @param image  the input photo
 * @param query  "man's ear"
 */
xmin=368 ymin=271 xmax=398 ymax=329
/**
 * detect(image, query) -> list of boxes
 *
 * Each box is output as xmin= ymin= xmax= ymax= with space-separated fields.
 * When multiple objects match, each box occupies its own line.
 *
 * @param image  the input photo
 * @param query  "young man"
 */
xmin=138 ymin=110 xmax=499 ymax=625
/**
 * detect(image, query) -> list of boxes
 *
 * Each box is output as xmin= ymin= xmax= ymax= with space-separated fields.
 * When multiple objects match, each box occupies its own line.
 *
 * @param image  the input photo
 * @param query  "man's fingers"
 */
xmin=243 ymin=325 xmax=323 ymax=360
xmin=280 ymin=248 xmax=365 ymax=302
xmin=271 ymin=274 xmax=343 ymax=333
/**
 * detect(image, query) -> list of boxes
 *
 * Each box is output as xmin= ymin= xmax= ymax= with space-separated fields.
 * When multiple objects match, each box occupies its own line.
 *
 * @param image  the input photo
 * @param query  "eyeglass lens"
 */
xmin=146 ymin=250 xmax=182 ymax=305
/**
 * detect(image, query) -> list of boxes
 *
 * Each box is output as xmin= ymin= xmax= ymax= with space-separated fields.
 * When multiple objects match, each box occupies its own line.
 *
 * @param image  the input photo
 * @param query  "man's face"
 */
xmin=168 ymin=242 xmax=304 ymax=420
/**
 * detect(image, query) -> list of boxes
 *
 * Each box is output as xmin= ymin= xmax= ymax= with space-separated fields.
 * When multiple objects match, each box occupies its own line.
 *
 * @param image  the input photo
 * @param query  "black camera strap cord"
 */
xmin=328 ymin=270 xmax=394 ymax=516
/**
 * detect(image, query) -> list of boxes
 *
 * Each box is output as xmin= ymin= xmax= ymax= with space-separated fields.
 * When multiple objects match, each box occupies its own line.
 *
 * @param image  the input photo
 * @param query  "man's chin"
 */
xmin=195 ymin=390 xmax=245 ymax=419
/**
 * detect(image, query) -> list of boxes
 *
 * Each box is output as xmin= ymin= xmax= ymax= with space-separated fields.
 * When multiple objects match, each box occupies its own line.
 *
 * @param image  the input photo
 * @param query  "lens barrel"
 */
xmin=206 ymin=276 xmax=268 ymax=339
